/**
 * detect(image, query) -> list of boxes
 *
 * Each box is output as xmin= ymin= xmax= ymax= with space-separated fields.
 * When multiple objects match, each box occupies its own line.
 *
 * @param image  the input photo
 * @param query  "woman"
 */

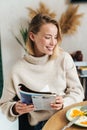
xmin=0 ymin=13 xmax=84 ymax=130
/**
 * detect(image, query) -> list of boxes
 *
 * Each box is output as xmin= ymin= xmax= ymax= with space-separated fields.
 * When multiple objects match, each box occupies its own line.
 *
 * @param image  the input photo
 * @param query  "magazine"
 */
xmin=19 ymin=84 xmax=56 ymax=110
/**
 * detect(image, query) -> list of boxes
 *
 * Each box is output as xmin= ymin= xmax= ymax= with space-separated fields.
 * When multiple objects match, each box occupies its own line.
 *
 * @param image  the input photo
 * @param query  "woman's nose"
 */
xmin=50 ymin=38 xmax=56 ymax=46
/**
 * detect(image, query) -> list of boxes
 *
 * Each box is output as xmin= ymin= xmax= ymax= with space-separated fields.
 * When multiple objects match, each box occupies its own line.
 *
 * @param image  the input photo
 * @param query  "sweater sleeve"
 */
xmin=63 ymin=53 xmax=84 ymax=107
xmin=0 ymin=73 xmax=19 ymax=121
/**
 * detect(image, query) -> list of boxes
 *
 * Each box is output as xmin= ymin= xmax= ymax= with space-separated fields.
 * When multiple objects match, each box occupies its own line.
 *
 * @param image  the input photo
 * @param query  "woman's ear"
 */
xmin=29 ymin=32 xmax=35 ymax=42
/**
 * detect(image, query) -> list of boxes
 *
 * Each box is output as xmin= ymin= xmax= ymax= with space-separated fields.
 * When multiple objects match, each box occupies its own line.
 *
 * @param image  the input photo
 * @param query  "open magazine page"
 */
xmin=19 ymin=84 xmax=56 ymax=110
xmin=32 ymin=94 xmax=56 ymax=110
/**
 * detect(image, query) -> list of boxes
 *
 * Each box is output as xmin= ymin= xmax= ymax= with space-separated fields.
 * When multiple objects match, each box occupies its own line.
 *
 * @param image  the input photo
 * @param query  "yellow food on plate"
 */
xmin=71 ymin=109 xmax=84 ymax=117
xmin=80 ymin=121 xmax=87 ymax=125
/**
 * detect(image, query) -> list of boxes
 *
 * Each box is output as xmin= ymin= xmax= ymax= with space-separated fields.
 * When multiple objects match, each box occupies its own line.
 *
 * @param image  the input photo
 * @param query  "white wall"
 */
xmin=0 ymin=110 xmax=18 ymax=130
xmin=61 ymin=3 xmax=87 ymax=60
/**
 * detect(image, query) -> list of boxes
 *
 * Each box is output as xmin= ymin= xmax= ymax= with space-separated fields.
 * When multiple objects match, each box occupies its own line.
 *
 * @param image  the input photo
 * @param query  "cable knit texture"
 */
xmin=0 ymin=48 xmax=84 ymax=125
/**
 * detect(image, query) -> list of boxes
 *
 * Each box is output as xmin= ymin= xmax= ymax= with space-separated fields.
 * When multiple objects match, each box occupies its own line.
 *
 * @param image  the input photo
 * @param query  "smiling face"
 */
xmin=29 ymin=23 xmax=58 ymax=57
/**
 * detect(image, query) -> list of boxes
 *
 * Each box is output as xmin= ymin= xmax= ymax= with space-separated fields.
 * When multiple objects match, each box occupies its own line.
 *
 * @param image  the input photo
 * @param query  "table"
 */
xmin=42 ymin=101 xmax=87 ymax=130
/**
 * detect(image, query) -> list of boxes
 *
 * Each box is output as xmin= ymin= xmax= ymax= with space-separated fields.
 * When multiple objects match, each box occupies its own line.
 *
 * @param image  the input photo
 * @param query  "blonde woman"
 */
xmin=0 ymin=13 xmax=84 ymax=130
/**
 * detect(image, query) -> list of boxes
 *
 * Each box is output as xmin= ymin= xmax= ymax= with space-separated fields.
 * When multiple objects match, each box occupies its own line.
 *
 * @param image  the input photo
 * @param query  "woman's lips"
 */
xmin=46 ymin=46 xmax=54 ymax=51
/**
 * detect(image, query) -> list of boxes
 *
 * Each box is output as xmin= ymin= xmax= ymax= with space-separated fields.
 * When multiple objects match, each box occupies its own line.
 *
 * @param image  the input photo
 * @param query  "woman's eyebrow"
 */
xmin=44 ymin=34 xmax=57 ymax=36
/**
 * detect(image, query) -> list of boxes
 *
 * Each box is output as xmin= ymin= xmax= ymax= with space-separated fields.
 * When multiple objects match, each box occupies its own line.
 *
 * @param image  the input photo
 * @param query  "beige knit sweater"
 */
xmin=0 ymin=49 xmax=84 ymax=125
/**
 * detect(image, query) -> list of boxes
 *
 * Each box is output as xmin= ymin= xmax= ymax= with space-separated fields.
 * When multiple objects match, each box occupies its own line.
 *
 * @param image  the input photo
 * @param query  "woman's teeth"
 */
xmin=46 ymin=47 xmax=53 ymax=51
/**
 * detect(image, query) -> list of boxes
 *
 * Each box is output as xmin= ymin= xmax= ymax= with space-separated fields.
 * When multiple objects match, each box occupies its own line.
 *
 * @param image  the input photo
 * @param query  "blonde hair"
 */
xmin=26 ymin=13 xmax=62 ymax=59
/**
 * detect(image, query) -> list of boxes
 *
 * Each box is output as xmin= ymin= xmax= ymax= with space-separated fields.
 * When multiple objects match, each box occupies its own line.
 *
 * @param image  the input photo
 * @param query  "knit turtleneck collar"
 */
xmin=24 ymin=53 xmax=49 ymax=65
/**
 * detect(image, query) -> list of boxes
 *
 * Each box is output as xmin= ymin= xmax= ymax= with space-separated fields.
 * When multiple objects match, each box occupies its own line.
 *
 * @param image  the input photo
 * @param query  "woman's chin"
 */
xmin=46 ymin=51 xmax=53 ymax=55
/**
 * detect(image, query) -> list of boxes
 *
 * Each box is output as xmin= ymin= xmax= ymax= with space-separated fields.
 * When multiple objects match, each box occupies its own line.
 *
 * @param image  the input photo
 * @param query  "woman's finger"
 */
xmin=14 ymin=101 xmax=34 ymax=114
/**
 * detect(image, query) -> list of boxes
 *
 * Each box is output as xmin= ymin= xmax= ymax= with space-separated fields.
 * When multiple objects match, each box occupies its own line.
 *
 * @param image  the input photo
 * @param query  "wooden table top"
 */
xmin=42 ymin=101 xmax=87 ymax=130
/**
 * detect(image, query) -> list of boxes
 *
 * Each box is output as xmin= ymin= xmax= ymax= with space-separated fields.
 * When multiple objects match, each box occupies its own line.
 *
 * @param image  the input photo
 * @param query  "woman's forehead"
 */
xmin=38 ymin=23 xmax=58 ymax=34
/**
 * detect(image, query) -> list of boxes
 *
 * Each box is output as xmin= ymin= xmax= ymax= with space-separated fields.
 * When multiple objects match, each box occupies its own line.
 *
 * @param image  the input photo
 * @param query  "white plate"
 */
xmin=66 ymin=106 xmax=87 ymax=127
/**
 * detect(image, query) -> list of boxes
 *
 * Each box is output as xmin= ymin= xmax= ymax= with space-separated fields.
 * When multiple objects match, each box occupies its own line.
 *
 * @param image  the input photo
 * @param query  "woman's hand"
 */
xmin=50 ymin=96 xmax=63 ymax=110
xmin=12 ymin=101 xmax=34 ymax=115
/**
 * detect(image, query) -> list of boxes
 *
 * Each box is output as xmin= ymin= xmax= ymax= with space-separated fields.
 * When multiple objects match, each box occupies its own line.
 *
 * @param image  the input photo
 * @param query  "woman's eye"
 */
xmin=45 ymin=36 xmax=51 ymax=39
xmin=44 ymin=36 xmax=58 ymax=39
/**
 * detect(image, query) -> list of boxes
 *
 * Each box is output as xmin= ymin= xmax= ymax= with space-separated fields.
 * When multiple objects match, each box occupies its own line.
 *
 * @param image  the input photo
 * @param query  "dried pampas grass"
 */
xmin=27 ymin=2 xmax=56 ymax=19
xmin=27 ymin=2 xmax=83 ymax=35
xmin=59 ymin=5 xmax=84 ymax=35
